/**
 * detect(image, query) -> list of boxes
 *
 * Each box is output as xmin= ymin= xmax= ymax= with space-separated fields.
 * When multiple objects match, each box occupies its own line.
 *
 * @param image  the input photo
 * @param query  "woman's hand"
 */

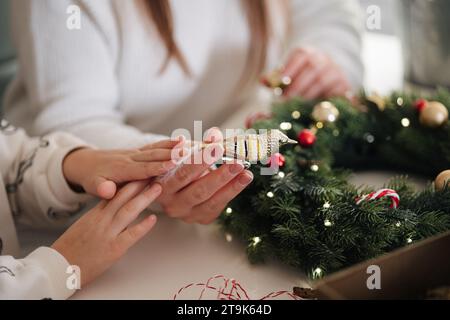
xmin=63 ymin=139 xmax=185 ymax=199
xmin=265 ymin=47 xmax=351 ymax=99
xmin=51 ymin=181 xmax=161 ymax=287
xmin=156 ymin=128 xmax=254 ymax=225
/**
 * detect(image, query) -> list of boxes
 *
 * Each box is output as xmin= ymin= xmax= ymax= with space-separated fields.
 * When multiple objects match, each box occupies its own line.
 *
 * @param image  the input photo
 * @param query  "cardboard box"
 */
xmin=312 ymin=231 xmax=450 ymax=299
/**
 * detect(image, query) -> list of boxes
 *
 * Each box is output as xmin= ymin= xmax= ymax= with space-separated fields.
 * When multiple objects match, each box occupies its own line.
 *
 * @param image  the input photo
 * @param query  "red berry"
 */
xmin=269 ymin=153 xmax=285 ymax=167
xmin=298 ymin=129 xmax=316 ymax=148
xmin=414 ymin=99 xmax=428 ymax=112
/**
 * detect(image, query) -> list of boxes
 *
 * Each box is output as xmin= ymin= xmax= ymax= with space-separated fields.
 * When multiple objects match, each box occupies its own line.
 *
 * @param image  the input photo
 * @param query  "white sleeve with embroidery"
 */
xmin=0 ymin=120 xmax=88 ymax=299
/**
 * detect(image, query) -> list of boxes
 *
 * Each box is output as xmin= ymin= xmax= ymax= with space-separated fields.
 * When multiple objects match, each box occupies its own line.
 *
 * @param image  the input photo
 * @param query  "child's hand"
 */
xmin=156 ymin=128 xmax=253 ymax=225
xmin=63 ymin=139 xmax=184 ymax=199
xmin=51 ymin=181 xmax=161 ymax=286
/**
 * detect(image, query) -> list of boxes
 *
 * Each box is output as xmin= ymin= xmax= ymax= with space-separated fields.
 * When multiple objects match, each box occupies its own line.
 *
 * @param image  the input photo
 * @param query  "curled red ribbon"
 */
xmin=174 ymin=274 xmax=301 ymax=300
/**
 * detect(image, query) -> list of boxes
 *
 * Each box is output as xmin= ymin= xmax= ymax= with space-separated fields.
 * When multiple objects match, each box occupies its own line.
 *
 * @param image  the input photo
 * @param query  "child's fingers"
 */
xmin=116 ymin=161 xmax=177 ymax=182
xmin=112 ymin=183 xmax=162 ymax=234
xmin=131 ymin=149 xmax=172 ymax=162
xmin=96 ymin=179 xmax=118 ymax=200
xmin=139 ymin=137 xmax=185 ymax=151
xmin=131 ymin=147 xmax=189 ymax=162
xmin=115 ymin=215 xmax=157 ymax=252
xmin=105 ymin=180 xmax=149 ymax=213
xmin=126 ymin=160 xmax=177 ymax=179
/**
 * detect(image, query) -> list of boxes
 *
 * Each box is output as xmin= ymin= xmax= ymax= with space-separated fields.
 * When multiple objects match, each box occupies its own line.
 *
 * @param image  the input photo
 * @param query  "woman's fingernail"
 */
xmin=149 ymin=183 xmax=162 ymax=195
xmin=229 ymin=163 xmax=244 ymax=175
xmin=238 ymin=171 xmax=254 ymax=186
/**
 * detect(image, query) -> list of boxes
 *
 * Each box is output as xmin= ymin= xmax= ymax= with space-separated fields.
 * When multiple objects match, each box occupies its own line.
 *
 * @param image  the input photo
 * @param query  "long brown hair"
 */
xmin=144 ymin=0 xmax=271 ymax=80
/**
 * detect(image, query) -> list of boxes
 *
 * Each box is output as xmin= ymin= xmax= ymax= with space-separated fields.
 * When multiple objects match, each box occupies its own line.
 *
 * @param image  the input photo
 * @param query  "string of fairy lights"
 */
xmin=221 ymin=68 xmax=450 ymax=278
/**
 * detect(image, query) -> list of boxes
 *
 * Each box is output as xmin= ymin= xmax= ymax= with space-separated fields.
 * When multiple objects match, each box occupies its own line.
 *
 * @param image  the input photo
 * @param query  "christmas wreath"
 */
xmin=219 ymin=89 xmax=450 ymax=279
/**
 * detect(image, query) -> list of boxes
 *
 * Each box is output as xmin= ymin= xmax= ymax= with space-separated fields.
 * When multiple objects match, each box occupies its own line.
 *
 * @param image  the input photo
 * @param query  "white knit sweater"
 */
xmin=5 ymin=0 xmax=363 ymax=149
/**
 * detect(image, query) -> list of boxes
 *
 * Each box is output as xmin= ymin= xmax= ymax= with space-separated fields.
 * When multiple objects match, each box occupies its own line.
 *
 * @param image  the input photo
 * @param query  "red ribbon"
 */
xmin=174 ymin=275 xmax=301 ymax=300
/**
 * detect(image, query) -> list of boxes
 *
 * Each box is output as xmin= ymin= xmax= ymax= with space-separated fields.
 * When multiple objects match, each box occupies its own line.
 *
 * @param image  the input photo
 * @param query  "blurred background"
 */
xmin=360 ymin=0 xmax=450 ymax=91
xmin=360 ymin=0 xmax=396 ymax=34
xmin=1 ymin=0 xmax=450 ymax=112
xmin=360 ymin=0 xmax=450 ymax=93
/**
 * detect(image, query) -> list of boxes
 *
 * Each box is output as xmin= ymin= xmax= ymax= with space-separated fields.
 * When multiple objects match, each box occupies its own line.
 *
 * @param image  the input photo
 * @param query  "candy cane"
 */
xmin=356 ymin=188 xmax=400 ymax=209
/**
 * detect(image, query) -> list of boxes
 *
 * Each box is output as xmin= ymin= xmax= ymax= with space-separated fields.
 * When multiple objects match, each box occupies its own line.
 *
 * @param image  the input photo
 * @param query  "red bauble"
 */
xmin=269 ymin=153 xmax=285 ymax=167
xmin=414 ymin=99 xmax=428 ymax=112
xmin=298 ymin=129 xmax=316 ymax=148
xmin=245 ymin=112 xmax=272 ymax=129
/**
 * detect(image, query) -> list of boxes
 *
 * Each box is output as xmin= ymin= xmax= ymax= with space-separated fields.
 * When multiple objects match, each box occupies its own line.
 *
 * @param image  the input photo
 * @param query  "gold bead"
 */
xmin=265 ymin=70 xmax=291 ymax=90
xmin=435 ymin=170 xmax=450 ymax=191
xmin=312 ymin=101 xmax=339 ymax=123
xmin=420 ymin=101 xmax=449 ymax=128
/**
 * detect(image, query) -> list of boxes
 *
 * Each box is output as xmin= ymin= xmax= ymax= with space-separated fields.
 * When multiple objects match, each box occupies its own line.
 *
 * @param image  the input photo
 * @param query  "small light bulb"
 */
xmin=252 ymin=236 xmax=261 ymax=246
xmin=311 ymin=164 xmax=319 ymax=172
xmin=225 ymin=233 xmax=233 ymax=242
xmin=316 ymin=122 xmax=324 ymax=129
xmin=323 ymin=202 xmax=331 ymax=209
xmin=324 ymin=219 xmax=333 ymax=227
xmin=225 ymin=207 xmax=233 ymax=215
xmin=280 ymin=122 xmax=292 ymax=131
xmin=328 ymin=114 xmax=337 ymax=122
xmin=365 ymin=133 xmax=375 ymax=144
xmin=333 ymin=129 xmax=340 ymax=137
xmin=401 ymin=118 xmax=410 ymax=128
xmin=266 ymin=191 xmax=274 ymax=198
xmin=281 ymin=76 xmax=292 ymax=86
xmin=278 ymin=171 xmax=285 ymax=178
xmin=273 ymin=87 xmax=283 ymax=96
xmin=407 ymin=238 xmax=413 ymax=244
xmin=291 ymin=111 xmax=301 ymax=119
xmin=395 ymin=222 xmax=401 ymax=227
xmin=397 ymin=97 xmax=404 ymax=106
xmin=313 ymin=267 xmax=323 ymax=279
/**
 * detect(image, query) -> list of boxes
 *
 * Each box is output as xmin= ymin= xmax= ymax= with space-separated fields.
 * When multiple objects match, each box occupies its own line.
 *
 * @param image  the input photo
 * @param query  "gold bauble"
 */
xmin=265 ymin=69 xmax=291 ymax=89
xmin=312 ymin=101 xmax=339 ymax=123
xmin=419 ymin=101 xmax=449 ymax=128
xmin=435 ymin=170 xmax=450 ymax=191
